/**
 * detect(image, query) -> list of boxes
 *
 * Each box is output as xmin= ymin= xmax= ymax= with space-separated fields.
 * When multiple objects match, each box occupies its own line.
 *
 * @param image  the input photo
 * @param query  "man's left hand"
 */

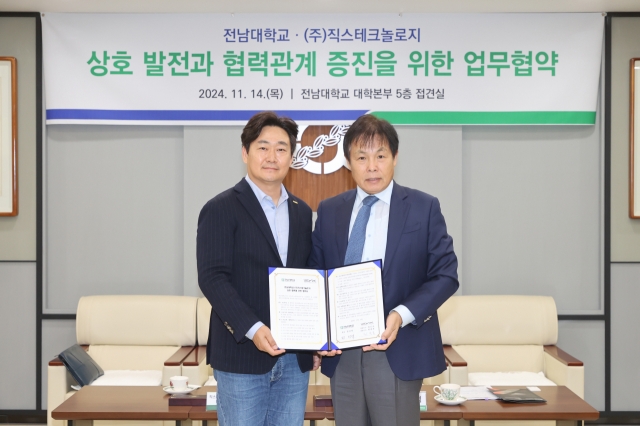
xmin=362 ymin=311 xmax=402 ymax=352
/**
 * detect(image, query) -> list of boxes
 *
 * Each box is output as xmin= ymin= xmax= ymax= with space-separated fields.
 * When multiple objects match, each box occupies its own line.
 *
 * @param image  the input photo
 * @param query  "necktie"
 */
xmin=344 ymin=195 xmax=379 ymax=265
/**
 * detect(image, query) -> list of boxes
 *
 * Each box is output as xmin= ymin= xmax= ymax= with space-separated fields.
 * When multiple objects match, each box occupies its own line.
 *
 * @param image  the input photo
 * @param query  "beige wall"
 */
xmin=611 ymin=17 xmax=640 ymax=261
xmin=0 ymin=16 xmax=38 ymax=260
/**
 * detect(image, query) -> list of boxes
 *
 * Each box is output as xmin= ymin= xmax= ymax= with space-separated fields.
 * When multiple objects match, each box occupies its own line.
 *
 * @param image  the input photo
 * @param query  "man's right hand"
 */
xmin=252 ymin=325 xmax=286 ymax=356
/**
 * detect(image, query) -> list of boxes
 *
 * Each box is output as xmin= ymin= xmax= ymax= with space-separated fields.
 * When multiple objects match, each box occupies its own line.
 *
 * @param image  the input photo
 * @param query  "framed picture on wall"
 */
xmin=0 ymin=57 xmax=17 ymax=216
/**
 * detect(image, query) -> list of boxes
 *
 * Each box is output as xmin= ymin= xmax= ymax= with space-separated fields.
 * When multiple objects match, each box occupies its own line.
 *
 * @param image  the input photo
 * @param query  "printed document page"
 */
xmin=327 ymin=261 xmax=385 ymax=349
xmin=268 ymin=268 xmax=327 ymax=350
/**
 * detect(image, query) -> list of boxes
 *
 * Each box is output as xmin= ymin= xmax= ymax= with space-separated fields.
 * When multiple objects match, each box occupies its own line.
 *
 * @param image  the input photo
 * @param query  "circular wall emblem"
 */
xmin=284 ymin=125 xmax=357 ymax=211
xmin=291 ymin=124 xmax=350 ymax=175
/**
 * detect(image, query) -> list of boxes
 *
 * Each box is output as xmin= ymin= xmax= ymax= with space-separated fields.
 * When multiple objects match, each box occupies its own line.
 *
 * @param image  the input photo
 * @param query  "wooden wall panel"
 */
xmin=285 ymin=125 xmax=356 ymax=211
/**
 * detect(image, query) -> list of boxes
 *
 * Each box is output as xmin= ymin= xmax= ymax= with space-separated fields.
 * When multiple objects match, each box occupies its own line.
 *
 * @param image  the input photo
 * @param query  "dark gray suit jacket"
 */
xmin=309 ymin=182 xmax=459 ymax=380
xmin=197 ymin=179 xmax=314 ymax=374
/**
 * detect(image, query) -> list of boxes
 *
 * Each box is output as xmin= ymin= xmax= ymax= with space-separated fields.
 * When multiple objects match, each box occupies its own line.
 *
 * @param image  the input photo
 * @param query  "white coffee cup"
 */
xmin=433 ymin=384 xmax=461 ymax=401
xmin=170 ymin=375 xmax=189 ymax=391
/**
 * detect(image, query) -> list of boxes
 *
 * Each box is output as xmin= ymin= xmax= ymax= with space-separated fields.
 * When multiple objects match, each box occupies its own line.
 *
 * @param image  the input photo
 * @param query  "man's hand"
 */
xmin=362 ymin=311 xmax=402 ymax=352
xmin=252 ymin=325 xmax=286 ymax=356
xmin=318 ymin=349 xmax=342 ymax=357
xmin=312 ymin=353 xmax=322 ymax=370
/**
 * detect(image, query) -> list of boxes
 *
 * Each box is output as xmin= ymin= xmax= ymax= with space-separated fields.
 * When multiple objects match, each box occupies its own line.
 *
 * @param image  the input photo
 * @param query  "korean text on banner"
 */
xmin=42 ymin=13 xmax=604 ymax=126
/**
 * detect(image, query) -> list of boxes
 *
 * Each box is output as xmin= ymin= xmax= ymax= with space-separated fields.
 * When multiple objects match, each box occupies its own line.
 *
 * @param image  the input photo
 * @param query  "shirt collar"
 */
xmin=355 ymin=180 xmax=394 ymax=206
xmin=245 ymin=175 xmax=289 ymax=206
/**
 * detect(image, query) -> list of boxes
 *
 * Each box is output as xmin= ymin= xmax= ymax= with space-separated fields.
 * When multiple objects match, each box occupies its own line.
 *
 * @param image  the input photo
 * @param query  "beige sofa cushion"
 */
xmin=197 ymin=297 xmax=212 ymax=346
xmin=77 ymin=295 xmax=198 ymax=346
xmin=468 ymin=371 xmax=556 ymax=387
xmin=91 ymin=370 xmax=163 ymax=386
xmin=87 ymin=345 xmax=180 ymax=371
xmin=439 ymin=295 xmax=557 ymax=345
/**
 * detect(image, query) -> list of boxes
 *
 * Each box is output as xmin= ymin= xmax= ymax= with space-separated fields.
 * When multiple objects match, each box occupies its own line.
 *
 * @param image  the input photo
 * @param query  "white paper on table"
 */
xmin=460 ymin=386 xmax=499 ymax=400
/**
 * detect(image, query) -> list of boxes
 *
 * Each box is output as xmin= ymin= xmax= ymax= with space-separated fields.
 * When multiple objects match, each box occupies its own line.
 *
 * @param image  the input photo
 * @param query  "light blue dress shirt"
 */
xmin=244 ymin=175 xmax=290 ymax=339
xmin=349 ymin=181 xmax=415 ymax=328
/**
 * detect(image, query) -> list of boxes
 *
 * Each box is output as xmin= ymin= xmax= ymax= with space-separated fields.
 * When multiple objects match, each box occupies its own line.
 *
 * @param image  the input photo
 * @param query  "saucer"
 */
xmin=434 ymin=395 xmax=467 ymax=405
xmin=163 ymin=385 xmax=200 ymax=395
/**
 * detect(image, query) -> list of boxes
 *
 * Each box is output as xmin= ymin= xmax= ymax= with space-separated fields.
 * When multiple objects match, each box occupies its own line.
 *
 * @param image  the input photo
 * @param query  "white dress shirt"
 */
xmin=349 ymin=181 xmax=415 ymax=327
xmin=244 ymin=175 xmax=289 ymax=339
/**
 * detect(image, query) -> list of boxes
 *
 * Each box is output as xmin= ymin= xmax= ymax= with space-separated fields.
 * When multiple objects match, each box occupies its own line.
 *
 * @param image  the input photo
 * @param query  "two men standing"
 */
xmin=197 ymin=112 xmax=458 ymax=426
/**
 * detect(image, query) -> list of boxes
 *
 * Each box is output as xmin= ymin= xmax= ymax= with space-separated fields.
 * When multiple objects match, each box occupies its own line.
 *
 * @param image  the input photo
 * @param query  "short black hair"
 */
xmin=343 ymin=114 xmax=399 ymax=160
xmin=241 ymin=111 xmax=298 ymax=154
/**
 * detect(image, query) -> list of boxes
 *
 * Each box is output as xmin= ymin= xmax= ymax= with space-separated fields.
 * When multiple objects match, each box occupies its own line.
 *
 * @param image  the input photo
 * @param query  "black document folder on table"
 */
xmin=490 ymin=388 xmax=547 ymax=403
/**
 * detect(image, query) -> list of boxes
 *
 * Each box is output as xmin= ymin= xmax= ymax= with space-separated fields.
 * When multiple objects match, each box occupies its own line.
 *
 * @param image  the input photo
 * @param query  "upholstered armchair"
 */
xmin=438 ymin=295 xmax=583 ymax=397
xmin=47 ymin=295 xmax=198 ymax=426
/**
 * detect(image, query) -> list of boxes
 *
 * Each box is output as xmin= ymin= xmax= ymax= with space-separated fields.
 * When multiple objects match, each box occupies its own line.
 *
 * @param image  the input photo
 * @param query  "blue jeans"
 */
xmin=214 ymin=353 xmax=310 ymax=426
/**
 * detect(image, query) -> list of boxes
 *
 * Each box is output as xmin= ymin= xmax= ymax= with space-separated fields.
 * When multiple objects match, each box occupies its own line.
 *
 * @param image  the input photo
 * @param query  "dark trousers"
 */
xmin=330 ymin=349 xmax=422 ymax=426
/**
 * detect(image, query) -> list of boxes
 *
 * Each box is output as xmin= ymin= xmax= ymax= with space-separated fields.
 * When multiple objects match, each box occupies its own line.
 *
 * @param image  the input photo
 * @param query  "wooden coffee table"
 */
xmin=322 ymin=386 xmax=597 ymax=426
xmin=51 ymin=386 xmax=191 ymax=426
xmin=51 ymin=384 xmax=599 ymax=426
xmin=52 ymin=385 xmax=335 ymax=426
xmin=458 ymin=386 xmax=599 ymax=426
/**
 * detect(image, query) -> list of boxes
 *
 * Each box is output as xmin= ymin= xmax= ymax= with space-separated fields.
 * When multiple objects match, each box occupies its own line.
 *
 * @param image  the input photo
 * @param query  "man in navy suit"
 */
xmin=310 ymin=114 xmax=459 ymax=426
xmin=197 ymin=112 xmax=318 ymax=426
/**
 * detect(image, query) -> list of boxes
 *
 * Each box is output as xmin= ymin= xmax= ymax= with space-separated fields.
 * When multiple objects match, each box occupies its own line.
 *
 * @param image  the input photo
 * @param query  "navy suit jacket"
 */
xmin=197 ymin=179 xmax=314 ymax=374
xmin=309 ymin=182 xmax=459 ymax=381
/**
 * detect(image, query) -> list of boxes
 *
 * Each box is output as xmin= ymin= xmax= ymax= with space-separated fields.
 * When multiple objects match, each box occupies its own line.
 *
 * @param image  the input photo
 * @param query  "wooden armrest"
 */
xmin=49 ymin=356 xmax=63 ymax=366
xmin=183 ymin=346 xmax=207 ymax=367
xmin=49 ymin=345 xmax=89 ymax=366
xmin=165 ymin=346 xmax=196 ymax=366
xmin=544 ymin=345 xmax=583 ymax=366
xmin=443 ymin=345 xmax=467 ymax=367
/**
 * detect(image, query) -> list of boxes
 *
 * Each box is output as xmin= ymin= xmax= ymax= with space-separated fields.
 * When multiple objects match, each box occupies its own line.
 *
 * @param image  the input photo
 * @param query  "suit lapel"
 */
xmin=336 ymin=190 xmax=357 ymax=266
xmin=384 ymin=183 xmax=409 ymax=280
xmin=234 ymin=179 xmax=281 ymax=265
xmin=286 ymin=192 xmax=299 ymax=267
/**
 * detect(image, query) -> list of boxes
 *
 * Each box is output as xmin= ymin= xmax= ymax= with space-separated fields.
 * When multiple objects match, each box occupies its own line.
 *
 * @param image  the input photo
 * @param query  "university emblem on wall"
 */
xmin=284 ymin=125 xmax=357 ymax=211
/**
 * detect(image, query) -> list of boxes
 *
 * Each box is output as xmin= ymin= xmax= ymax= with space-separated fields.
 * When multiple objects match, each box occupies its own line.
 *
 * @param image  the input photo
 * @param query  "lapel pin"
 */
xmin=292 ymin=200 xmax=298 ymax=204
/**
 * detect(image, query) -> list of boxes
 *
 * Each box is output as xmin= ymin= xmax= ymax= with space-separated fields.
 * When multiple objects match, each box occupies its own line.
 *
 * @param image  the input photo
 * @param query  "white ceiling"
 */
xmin=1 ymin=0 xmax=640 ymax=13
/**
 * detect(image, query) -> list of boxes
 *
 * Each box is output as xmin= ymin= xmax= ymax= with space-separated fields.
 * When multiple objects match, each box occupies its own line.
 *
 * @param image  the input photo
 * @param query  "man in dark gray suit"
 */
xmin=310 ymin=115 xmax=459 ymax=426
xmin=197 ymin=111 xmax=318 ymax=426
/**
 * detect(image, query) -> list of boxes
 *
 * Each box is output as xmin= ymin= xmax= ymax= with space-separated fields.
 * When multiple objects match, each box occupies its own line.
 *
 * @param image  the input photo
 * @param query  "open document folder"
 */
xmin=268 ymin=260 xmax=386 ymax=350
